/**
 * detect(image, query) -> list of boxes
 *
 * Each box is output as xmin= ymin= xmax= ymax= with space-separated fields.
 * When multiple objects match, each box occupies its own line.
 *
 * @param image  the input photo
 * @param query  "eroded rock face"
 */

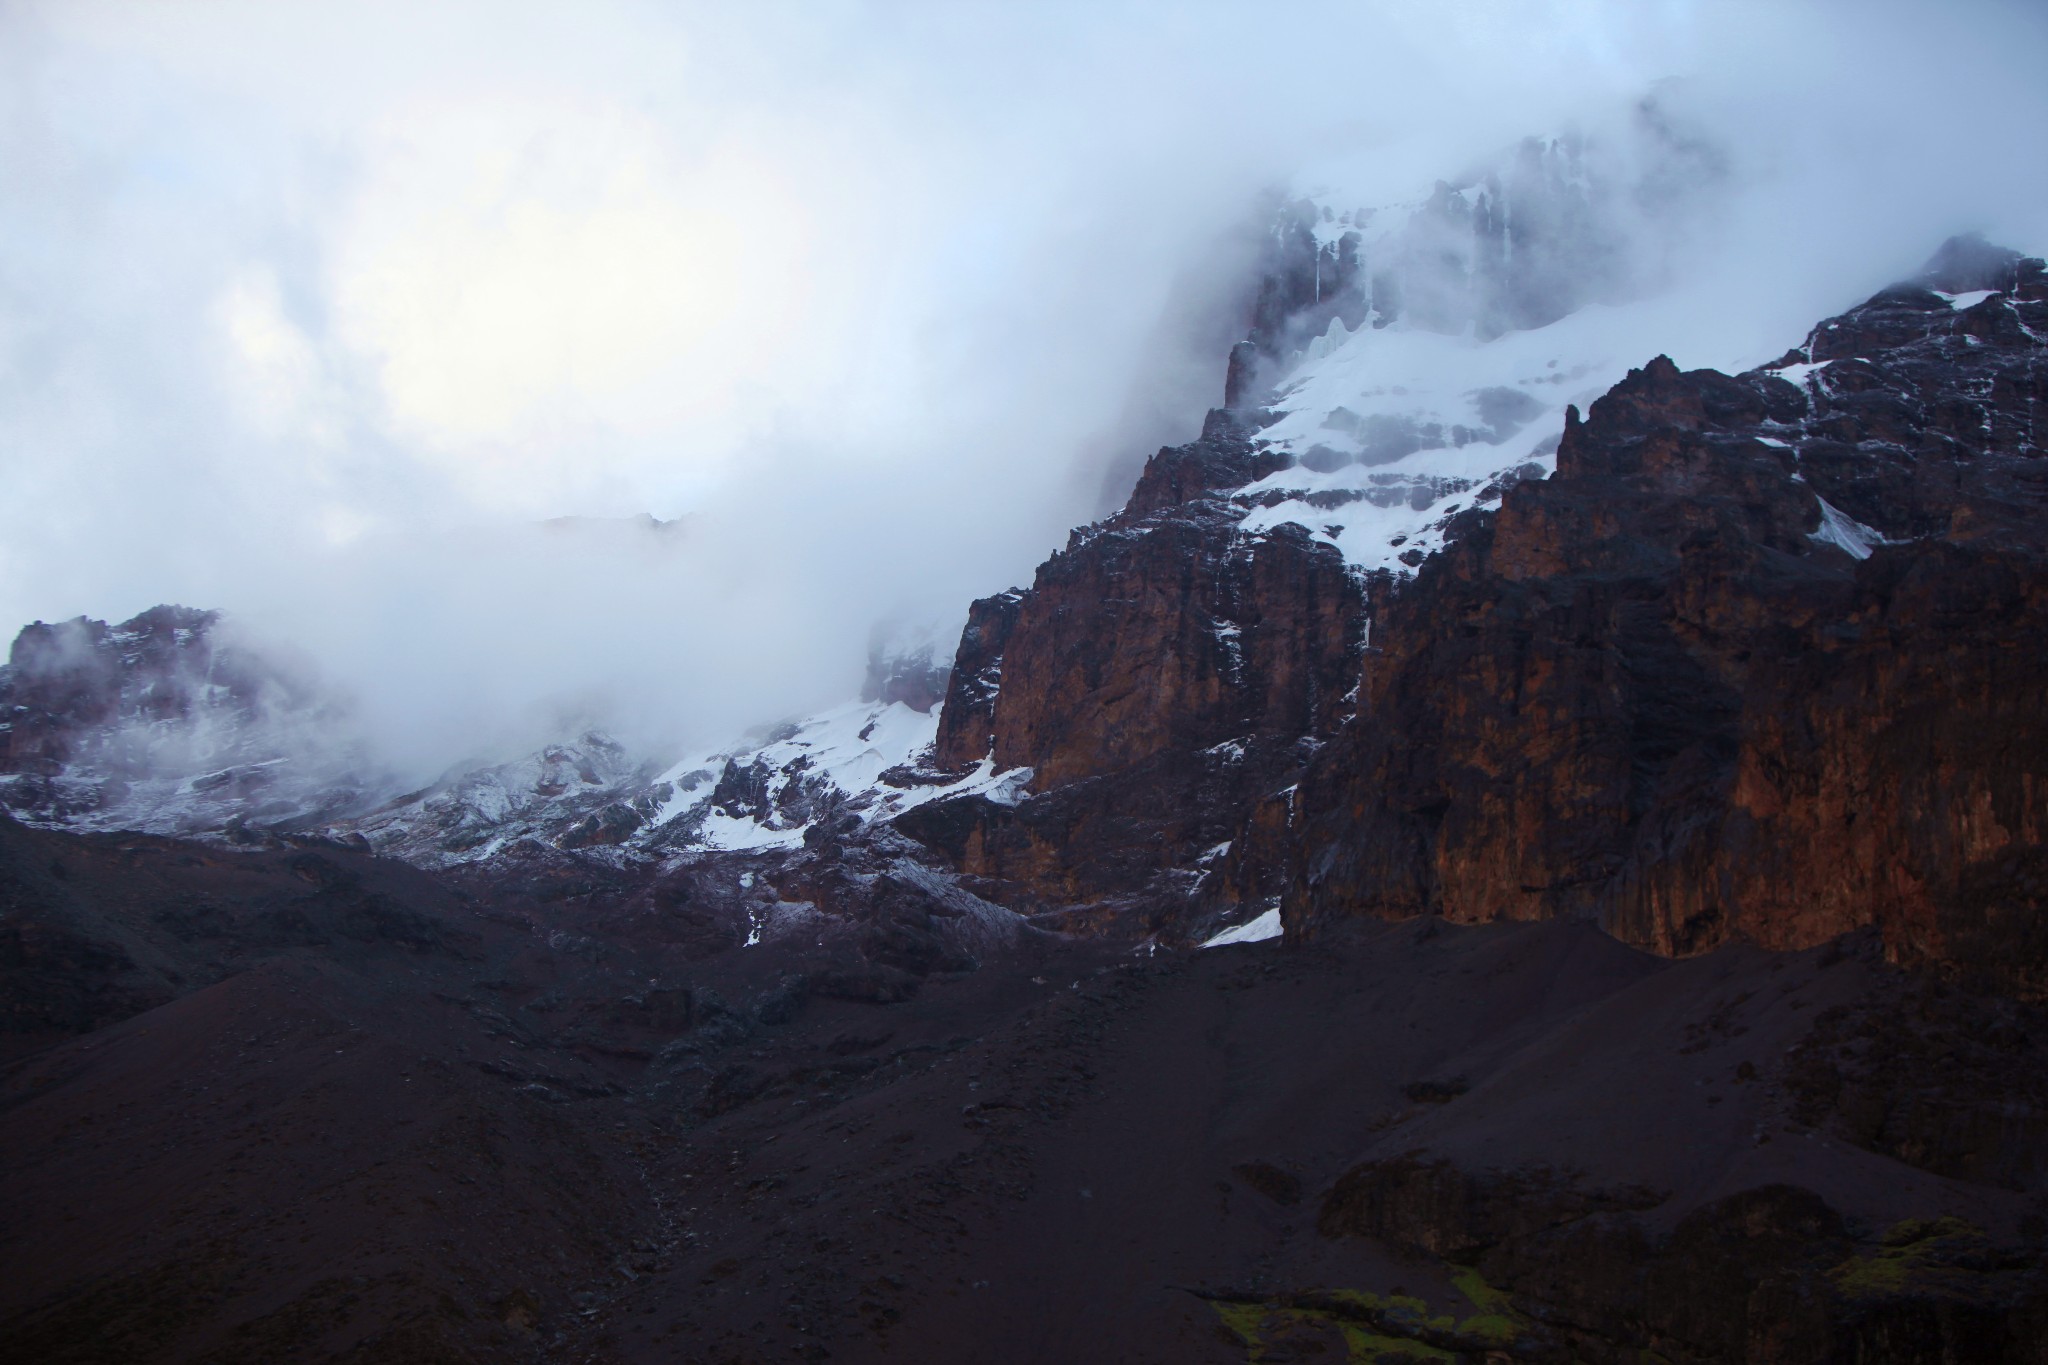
xmin=1280 ymin=241 xmax=2048 ymax=990
xmin=980 ymin=509 xmax=1361 ymax=788
xmin=931 ymin=590 xmax=1027 ymax=773
xmin=912 ymin=239 xmax=2048 ymax=961
xmin=915 ymin=414 xmax=1367 ymax=927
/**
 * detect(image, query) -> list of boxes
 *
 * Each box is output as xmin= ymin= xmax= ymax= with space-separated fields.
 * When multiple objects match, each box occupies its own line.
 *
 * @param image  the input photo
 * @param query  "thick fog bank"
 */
xmin=1 ymin=0 xmax=2044 ymax=779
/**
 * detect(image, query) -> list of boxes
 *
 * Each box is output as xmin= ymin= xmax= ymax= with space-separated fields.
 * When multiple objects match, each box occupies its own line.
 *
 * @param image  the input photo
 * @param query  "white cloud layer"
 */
xmin=1 ymin=0 xmax=2044 ymax=776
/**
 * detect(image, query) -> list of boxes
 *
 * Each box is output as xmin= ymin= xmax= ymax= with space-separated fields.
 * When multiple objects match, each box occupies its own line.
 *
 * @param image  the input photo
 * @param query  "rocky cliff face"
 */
xmin=1275 ymin=239 xmax=2048 ymax=991
xmin=891 ymin=234 xmax=2048 ymax=983
xmin=905 ymin=412 xmax=1368 ymax=932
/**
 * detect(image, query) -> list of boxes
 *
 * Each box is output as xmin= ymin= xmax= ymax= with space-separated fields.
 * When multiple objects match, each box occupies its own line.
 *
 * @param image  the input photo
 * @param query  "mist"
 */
xmin=2 ymin=0 xmax=2045 ymax=781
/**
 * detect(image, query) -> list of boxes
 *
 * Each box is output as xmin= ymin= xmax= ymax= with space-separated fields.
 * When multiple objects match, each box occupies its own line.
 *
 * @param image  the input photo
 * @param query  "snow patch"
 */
xmin=1810 ymin=497 xmax=1888 ymax=560
xmin=1768 ymin=360 xmax=1831 ymax=390
xmin=1228 ymin=287 xmax=1782 ymax=575
xmin=1201 ymin=906 xmax=1283 ymax=948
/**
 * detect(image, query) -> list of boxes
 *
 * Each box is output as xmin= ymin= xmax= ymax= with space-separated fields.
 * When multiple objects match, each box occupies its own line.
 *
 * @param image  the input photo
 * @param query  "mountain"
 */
xmin=5 ymin=111 xmax=1748 ymax=939
xmin=3 ymin=122 xmax=2047 ymax=1362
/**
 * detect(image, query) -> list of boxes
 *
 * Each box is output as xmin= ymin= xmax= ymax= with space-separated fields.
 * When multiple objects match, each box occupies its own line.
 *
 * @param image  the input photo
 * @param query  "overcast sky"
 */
xmin=3 ymin=0 xmax=2045 ymax=773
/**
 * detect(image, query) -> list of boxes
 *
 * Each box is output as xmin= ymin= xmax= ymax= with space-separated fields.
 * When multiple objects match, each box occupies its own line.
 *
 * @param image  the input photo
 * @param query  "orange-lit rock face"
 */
xmin=918 ymin=419 xmax=1368 ymax=927
xmin=1283 ymin=247 xmax=2048 ymax=993
xmin=985 ymin=515 xmax=1362 ymax=789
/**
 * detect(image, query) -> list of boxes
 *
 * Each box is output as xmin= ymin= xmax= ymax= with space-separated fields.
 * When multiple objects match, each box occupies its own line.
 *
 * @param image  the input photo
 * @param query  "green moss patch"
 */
xmin=1203 ymin=1271 xmax=1537 ymax=1363
xmin=1829 ymin=1217 xmax=1995 ymax=1301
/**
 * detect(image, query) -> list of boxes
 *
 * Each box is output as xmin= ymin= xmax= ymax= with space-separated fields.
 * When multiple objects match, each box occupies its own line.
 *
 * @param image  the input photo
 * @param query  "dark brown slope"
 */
xmin=0 ymin=805 xmax=1087 ymax=1363
xmin=520 ymin=922 xmax=2048 ymax=1365
xmin=0 ymin=814 xmax=674 ymax=1363
xmin=1273 ymin=240 xmax=2048 ymax=991
xmin=7 ymin=817 xmax=2048 ymax=1363
xmin=0 ymin=963 xmax=649 ymax=1365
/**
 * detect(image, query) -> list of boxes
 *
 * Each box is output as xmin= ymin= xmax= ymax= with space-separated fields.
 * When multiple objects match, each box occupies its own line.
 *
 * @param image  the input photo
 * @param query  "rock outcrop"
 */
xmin=1275 ymin=240 xmax=2048 ymax=990
xmin=1314 ymin=1170 xmax=2048 ymax=1364
xmin=908 ymin=412 xmax=1369 ymax=932
xmin=860 ymin=622 xmax=951 ymax=714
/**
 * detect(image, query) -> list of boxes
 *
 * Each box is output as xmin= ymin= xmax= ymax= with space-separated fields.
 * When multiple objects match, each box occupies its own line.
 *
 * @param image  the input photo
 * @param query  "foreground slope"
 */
xmin=5 ymin=809 xmax=2046 ymax=1363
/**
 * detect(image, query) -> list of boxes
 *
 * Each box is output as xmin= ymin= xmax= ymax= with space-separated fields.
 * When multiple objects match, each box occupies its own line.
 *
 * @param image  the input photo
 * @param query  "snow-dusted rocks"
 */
xmin=0 ymin=611 xmax=1005 ymax=873
xmin=322 ymin=698 xmax=1031 ymax=868
xmin=0 ymin=606 xmax=369 ymax=835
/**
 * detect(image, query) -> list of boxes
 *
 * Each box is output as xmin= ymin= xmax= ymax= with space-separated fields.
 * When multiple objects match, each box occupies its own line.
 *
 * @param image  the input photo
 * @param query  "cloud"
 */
xmin=0 ymin=0 xmax=2044 ymax=778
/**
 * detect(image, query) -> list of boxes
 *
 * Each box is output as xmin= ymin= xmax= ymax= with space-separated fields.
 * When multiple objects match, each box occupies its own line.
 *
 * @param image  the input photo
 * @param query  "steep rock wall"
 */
xmin=912 ymin=415 xmax=1368 ymax=928
xmin=1280 ymin=243 xmax=2048 ymax=990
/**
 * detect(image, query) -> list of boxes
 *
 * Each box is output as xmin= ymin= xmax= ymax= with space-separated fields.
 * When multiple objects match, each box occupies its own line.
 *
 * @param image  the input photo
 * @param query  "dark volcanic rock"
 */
xmin=1119 ymin=408 xmax=1291 ymax=519
xmin=980 ymin=509 xmax=1360 ymax=788
xmin=1280 ymin=242 xmax=2048 ymax=989
xmin=931 ymin=589 xmax=1027 ymax=773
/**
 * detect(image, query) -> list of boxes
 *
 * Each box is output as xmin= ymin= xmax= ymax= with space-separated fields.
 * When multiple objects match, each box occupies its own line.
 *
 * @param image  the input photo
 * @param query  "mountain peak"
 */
xmin=1915 ymin=232 xmax=2032 ymax=294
